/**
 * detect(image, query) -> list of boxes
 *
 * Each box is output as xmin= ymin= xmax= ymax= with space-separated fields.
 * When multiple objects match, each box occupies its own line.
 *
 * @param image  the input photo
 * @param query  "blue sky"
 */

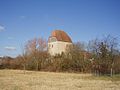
xmin=0 ymin=0 xmax=120 ymax=57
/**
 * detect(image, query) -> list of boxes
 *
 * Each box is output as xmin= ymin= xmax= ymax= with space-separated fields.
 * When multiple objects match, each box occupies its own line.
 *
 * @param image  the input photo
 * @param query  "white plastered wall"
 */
xmin=48 ymin=41 xmax=72 ymax=56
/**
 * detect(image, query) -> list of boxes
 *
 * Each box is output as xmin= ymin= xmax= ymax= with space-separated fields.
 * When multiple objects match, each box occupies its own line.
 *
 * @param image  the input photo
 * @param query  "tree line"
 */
xmin=0 ymin=35 xmax=120 ymax=76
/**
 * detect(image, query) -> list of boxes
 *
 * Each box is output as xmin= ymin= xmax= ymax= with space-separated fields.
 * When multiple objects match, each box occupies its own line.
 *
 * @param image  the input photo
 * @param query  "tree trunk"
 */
xmin=111 ymin=68 xmax=113 ymax=77
xmin=36 ymin=61 xmax=39 ymax=71
xmin=23 ymin=64 xmax=26 ymax=74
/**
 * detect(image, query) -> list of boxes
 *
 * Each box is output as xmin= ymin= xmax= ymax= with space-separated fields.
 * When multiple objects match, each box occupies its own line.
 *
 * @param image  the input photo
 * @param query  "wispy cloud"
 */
xmin=8 ymin=37 xmax=14 ymax=40
xmin=0 ymin=25 xmax=5 ymax=32
xmin=4 ymin=46 xmax=16 ymax=51
xmin=20 ymin=15 xmax=26 ymax=19
xmin=0 ymin=55 xmax=3 ymax=57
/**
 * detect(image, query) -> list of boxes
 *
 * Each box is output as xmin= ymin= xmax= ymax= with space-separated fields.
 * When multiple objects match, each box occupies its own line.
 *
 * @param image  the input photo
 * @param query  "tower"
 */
xmin=48 ymin=30 xmax=72 ymax=55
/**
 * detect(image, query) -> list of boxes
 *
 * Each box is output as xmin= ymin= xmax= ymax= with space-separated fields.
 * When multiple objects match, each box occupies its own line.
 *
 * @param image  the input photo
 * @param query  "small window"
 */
xmin=49 ymin=37 xmax=57 ymax=42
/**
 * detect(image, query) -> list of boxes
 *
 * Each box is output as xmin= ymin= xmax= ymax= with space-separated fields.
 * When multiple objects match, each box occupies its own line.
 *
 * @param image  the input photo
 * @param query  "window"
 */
xmin=49 ymin=37 xmax=57 ymax=42
xmin=49 ymin=44 xmax=51 ymax=48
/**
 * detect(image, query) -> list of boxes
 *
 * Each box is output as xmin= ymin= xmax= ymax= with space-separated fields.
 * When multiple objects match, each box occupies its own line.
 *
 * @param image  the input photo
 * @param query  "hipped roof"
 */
xmin=49 ymin=30 xmax=72 ymax=43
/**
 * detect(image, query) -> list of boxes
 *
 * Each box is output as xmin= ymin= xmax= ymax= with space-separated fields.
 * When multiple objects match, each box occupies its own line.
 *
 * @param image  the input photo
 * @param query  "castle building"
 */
xmin=48 ymin=30 xmax=72 ymax=56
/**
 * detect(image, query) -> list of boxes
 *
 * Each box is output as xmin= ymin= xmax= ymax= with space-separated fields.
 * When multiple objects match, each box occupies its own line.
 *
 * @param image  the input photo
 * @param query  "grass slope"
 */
xmin=0 ymin=70 xmax=120 ymax=90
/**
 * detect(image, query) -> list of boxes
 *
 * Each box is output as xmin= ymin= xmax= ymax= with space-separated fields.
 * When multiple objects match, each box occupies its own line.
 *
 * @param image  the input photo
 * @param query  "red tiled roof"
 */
xmin=49 ymin=30 xmax=72 ymax=43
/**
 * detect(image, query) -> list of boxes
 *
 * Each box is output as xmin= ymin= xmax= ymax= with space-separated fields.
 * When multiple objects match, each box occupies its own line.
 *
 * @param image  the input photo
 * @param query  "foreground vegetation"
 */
xmin=0 ymin=35 xmax=120 ymax=76
xmin=0 ymin=70 xmax=120 ymax=90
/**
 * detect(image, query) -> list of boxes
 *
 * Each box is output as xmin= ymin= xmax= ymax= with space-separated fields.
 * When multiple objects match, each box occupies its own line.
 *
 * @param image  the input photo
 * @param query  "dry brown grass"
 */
xmin=0 ymin=69 xmax=120 ymax=90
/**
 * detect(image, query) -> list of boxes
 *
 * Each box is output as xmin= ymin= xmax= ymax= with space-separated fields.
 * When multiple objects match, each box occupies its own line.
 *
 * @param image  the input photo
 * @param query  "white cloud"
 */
xmin=0 ymin=25 xmax=5 ymax=32
xmin=4 ymin=46 xmax=16 ymax=51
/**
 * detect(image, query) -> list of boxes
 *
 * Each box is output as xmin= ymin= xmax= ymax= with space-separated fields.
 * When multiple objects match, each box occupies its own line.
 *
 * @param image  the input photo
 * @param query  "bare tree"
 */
xmin=65 ymin=41 xmax=91 ymax=72
xmin=21 ymin=45 xmax=29 ymax=74
xmin=88 ymin=35 xmax=119 ymax=76
xmin=24 ymin=37 xmax=47 ymax=71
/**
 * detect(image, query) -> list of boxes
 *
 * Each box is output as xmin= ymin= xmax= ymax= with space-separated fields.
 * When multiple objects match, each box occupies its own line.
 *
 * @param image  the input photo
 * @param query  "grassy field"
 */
xmin=0 ymin=70 xmax=120 ymax=90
